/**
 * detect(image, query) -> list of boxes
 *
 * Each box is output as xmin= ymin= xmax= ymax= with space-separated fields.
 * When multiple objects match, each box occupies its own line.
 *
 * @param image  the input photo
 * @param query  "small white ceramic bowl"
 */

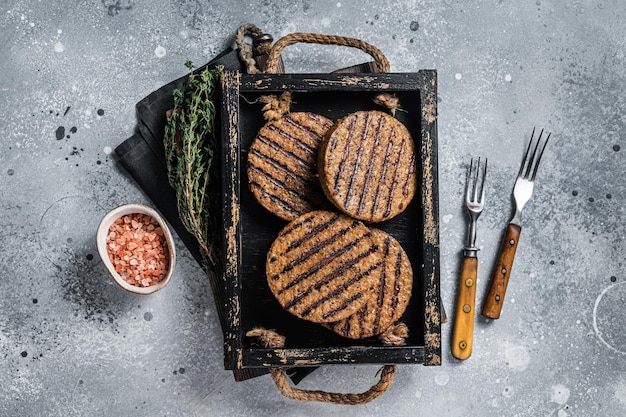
xmin=97 ymin=204 xmax=176 ymax=294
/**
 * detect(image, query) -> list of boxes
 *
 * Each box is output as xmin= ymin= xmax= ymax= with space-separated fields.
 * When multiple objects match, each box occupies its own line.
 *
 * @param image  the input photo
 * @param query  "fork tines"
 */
xmin=520 ymin=128 xmax=551 ymax=181
xmin=467 ymin=157 xmax=488 ymax=204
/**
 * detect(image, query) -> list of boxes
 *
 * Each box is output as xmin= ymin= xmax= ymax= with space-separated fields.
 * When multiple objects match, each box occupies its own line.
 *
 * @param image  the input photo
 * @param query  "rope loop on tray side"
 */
xmin=246 ymin=326 xmax=409 ymax=404
xmin=264 ymin=32 xmax=390 ymax=74
xmin=235 ymin=23 xmax=274 ymax=74
xmin=264 ymin=32 xmax=400 ymax=115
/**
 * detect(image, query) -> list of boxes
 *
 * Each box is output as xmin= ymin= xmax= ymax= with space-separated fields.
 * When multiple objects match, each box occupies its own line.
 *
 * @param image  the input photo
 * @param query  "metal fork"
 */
xmin=482 ymin=128 xmax=551 ymax=319
xmin=452 ymin=158 xmax=487 ymax=360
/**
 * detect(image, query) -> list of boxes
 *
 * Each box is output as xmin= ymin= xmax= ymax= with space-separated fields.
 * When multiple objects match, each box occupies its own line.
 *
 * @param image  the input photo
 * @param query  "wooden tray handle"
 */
xmin=264 ymin=32 xmax=390 ymax=74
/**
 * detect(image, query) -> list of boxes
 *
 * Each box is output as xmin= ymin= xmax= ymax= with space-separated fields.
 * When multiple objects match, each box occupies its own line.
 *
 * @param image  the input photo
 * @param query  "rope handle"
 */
xmin=246 ymin=325 xmax=407 ymax=404
xmin=264 ymin=32 xmax=390 ymax=74
xmin=235 ymin=23 xmax=274 ymax=74
xmin=269 ymin=365 xmax=396 ymax=405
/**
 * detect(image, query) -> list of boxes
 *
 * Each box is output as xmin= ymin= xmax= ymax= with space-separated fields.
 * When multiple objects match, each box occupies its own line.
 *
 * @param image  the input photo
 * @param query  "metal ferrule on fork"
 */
xmin=463 ymin=237 xmax=479 ymax=258
xmin=463 ymin=214 xmax=480 ymax=257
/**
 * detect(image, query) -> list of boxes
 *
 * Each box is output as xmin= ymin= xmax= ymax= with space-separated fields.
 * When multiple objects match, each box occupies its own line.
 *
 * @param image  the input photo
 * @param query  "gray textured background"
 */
xmin=1 ymin=0 xmax=625 ymax=416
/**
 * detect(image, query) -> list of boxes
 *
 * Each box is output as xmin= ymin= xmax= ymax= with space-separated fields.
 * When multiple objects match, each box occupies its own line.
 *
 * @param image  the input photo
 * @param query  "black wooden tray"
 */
xmin=219 ymin=71 xmax=441 ymax=369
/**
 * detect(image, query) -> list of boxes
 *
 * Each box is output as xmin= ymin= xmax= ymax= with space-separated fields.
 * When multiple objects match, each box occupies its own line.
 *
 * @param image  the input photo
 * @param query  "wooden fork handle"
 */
xmin=451 ymin=256 xmax=478 ymax=360
xmin=482 ymin=224 xmax=521 ymax=319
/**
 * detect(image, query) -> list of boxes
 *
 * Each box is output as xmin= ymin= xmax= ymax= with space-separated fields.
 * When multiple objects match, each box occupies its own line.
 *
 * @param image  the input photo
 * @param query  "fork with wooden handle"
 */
xmin=452 ymin=158 xmax=487 ymax=360
xmin=482 ymin=128 xmax=550 ymax=319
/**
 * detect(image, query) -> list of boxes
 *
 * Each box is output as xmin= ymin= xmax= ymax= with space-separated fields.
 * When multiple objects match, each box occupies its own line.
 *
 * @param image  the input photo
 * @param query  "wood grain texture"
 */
xmin=419 ymin=71 xmax=441 ymax=366
xmin=239 ymin=73 xmax=432 ymax=93
xmin=242 ymin=346 xmax=426 ymax=367
xmin=482 ymin=224 xmax=522 ymax=319
xmin=451 ymin=257 xmax=478 ymax=360
xmin=220 ymin=70 xmax=243 ymax=370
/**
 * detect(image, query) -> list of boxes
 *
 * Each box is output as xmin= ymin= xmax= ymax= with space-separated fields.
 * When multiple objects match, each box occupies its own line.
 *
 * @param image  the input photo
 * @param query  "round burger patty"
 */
xmin=247 ymin=112 xmax=333 ymax=221
xmin=318 ymin=110 xmax=417 ymax=223
xmin=266 ymin=210 xmax=381 ymax=323
xmin=324 ymin=228 xmax=413 ymax=339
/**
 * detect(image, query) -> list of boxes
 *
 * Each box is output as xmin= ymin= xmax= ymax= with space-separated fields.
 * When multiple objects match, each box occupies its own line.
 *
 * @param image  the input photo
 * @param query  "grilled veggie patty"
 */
xmin=266 ymin=210 xmax=381 ymax=323
xmin=318 ymin=110 xmax=417 ymax=223
xmin=247 ymin=112 xmax=333 ymax=221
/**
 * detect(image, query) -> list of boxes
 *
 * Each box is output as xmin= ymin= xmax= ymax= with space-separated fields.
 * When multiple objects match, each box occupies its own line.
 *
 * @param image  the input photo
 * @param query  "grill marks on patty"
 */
xmin=318 ymin=110 xmax=417 ymax=223
xmin=266 ymin=210 xmax=381 ymax=323
xmin=342 ymin=111 xmax=374 ymax=208
xmin=324 ymin=228 xmax=413 ymax=339
xmin=332 ymin=115 xmax=358 ymax=195
xmin=356 ymin=115 xmax=386 ymax=216
xmin=279 ymin=218 xmax=358 ymax=276
xmin=247 ymin=112 xmax=333 ymax=220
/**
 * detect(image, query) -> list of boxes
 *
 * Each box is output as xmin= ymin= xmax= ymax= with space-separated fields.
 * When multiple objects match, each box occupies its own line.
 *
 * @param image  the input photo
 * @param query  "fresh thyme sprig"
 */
xmin=164 ymin=61 xmax=223 ymax=269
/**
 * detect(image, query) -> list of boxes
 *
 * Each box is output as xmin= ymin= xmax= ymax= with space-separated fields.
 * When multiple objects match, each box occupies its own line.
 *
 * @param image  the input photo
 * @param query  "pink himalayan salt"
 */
xmin=106 ymin=213 xmax=169 ymax=287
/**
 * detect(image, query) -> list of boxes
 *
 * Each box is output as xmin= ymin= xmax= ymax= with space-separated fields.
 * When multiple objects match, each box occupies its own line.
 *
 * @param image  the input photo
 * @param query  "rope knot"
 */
xmin=259 ymin=92 xmax=292 ymax=121
xmin=246 ymin=327 xmax=286 ymax=348
xmin=379 ymin=322 xmax=409 ymax=346
xmin=373 ymin=93 xmax=403 ymax=116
